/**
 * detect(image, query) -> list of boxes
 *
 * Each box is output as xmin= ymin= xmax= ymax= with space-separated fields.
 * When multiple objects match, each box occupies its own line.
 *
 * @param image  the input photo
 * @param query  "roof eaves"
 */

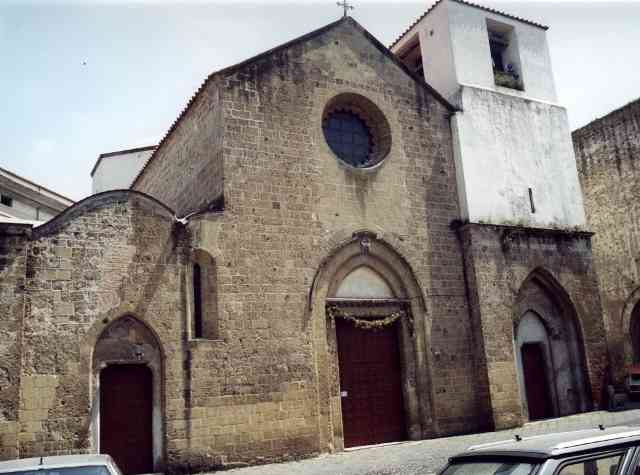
xmin=0 ymin=166 xmax=75 ymax=205
xmin=131 ymin=17 xmax=347 ymax=189
xmin=390 ymin=0 xmax=548 ymax=50
xmin=351 ymin=18 xmax=457 ymax=112
xmin=390 ymin=0 xmax=444 ymax=51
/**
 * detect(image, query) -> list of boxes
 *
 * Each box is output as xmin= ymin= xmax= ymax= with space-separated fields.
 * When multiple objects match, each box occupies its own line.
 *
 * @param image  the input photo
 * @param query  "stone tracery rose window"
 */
xmin=322 ymin=93 xmax=391 ymax=169
xmin=323 ymin=110 xmax=373 ymax=168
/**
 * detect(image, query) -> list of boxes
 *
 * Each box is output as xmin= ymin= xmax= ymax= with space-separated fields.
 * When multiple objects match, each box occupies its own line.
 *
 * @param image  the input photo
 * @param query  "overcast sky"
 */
xmin=1 ymin=0 xmax=639 ymax=201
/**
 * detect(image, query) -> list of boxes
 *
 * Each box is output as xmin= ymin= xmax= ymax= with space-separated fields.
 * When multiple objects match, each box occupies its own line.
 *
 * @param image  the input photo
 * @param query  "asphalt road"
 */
xmin=209 ymin=410 xmax=640 ymax=475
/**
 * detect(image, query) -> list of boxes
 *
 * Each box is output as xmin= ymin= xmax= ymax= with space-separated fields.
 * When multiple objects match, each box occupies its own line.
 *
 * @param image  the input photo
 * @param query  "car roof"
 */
xmin=451 ymin=426 xmax=640 ymax=461
xmin=0 ymin=455 xmax=114 ymax=473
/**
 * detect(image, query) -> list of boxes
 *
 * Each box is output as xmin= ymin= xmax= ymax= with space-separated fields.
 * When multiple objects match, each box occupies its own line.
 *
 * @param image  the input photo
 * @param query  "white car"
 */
xmin=0 ymin=455 xmax=122 ymax=475
xmin=439 ymin=426 xmax=640 ymax=475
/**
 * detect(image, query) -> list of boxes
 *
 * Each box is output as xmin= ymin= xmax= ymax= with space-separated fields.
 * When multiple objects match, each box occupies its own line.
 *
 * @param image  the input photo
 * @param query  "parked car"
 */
xmin=0 ymin=455 xmax=122 ymax=475
xmin=439 ymin=426 xmax=640 ymax=475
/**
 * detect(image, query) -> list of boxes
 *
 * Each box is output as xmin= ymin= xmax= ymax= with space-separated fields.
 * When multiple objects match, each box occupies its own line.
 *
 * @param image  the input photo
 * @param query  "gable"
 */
xmin=132 ymin=17 xmax=456 ymax=215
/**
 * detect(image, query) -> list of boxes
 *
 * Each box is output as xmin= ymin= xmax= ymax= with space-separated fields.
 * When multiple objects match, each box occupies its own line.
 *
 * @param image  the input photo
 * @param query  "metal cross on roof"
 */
xmin=337 ymin=0 xmax=354 ymax=17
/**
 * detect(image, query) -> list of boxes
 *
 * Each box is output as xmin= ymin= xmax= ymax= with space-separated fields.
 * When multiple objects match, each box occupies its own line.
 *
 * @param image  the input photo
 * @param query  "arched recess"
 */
xmin=513 ymin=269 xmax=591 ymax=421
xmin=91 ymin=316 xmax=164 ymax=474
xmin=189 ymin=249 xmax=219 ymax=340
xmin=309 ymin=232 xmax=434 ymax=451
xmin=622 ymin=287 xmax=640 ymax=365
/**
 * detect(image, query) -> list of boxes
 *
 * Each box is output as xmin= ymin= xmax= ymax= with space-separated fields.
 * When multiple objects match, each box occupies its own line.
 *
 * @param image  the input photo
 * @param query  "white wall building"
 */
xmin=0 ymin=166 xmax=74 ymax=223
xmin=392 ymin=0 xmax=586 ymax=229
xmin=91 ymin=146 xmax=155 ymax=194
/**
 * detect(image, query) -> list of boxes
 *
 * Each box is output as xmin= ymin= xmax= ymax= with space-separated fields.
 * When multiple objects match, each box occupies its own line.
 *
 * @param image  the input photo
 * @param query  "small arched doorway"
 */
xmin=515 ymin=312 xmax=555 ymax=420
xmin=93 ymin=316 xmax=163 ymax=475
xmin=329 ymin=265 xmax=406 ymax=447
xmin=514 ymin=271 xmax=590 ymax=421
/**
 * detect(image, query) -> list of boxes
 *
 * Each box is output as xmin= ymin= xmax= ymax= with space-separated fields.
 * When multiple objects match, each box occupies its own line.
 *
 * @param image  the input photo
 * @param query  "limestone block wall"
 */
xmin=573 ymin=99 xmax=640 ymax=378
xmin=4 ymin=192 xmax=188 ymax=470
xmin=459 ymin=223 xmax=607 ymax=429
xmin=0 ymin=224 xmax=29 ymax=459
xmin=133 ymin=81 xmax=224 ymax=216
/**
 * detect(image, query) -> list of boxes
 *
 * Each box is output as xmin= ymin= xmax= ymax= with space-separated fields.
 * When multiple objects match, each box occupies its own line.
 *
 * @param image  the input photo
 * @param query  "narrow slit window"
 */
xmin=528 ymin=187 xmax=536 ymax=214
xmin=191 ymin=250 xmax=219 ymax=340
xmin=193 ymin=263 xmax=203 ymax=338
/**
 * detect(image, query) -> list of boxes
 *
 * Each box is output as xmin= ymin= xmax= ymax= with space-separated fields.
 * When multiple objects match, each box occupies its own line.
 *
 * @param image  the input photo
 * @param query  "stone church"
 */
xmin=0 ymin=1 xmax=611 ymax=473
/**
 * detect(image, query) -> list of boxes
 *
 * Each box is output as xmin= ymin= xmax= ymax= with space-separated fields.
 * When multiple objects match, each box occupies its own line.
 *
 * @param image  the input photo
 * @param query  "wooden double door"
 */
xmin=100 ymin=364 xmax=154 ymax=475
xmin=336 ymin=318 xmax=406 ymax=448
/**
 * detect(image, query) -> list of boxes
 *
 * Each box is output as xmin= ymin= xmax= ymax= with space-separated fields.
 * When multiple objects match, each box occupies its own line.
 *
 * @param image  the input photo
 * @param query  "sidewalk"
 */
xmin=211 ymin=409 xmax=640 ymax=475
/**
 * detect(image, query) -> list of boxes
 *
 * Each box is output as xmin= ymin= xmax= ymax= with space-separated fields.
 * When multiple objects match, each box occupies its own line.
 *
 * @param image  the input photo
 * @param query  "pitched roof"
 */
xmin=131 ymin=16 xmax=457 ymax=188
xmin=0 ymin=166 xmax=74 ymax=205
xmin=390 ymin=0 xmax=548 ymax=51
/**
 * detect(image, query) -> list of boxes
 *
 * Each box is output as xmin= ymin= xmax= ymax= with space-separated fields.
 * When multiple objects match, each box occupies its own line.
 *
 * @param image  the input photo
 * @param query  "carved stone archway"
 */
xmin=309 ymin=232 xmax=434 ymax=451
xmin=514 ymin=269 xmax=591 ymax=420
xmin=91 ymin=316 xmax=164 ymax=472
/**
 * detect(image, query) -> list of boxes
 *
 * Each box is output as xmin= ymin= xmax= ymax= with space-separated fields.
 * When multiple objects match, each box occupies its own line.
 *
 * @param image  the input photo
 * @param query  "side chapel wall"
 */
xmin=6 ymin=192 xmax=188 ymax=471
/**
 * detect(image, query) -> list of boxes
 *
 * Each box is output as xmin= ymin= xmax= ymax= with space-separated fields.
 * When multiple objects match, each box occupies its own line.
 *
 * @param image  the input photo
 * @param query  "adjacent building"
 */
xmin=91 ymin=146 xmax=156 ymax=194
xmin=0 ymin=166 xmax=73 ymax=223
xmin=573 ymin=98 xmax=640 ymax=382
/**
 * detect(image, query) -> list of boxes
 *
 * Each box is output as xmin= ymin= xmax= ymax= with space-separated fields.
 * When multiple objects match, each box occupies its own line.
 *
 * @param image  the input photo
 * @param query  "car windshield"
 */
xmin=4 ymin=466 xmax=111 ymax=475
xmin=441 ymin=460 xmax=536 ymax=475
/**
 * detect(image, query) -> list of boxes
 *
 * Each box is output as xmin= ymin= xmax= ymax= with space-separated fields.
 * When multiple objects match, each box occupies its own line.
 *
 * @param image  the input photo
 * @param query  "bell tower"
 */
xmin=392 ymin=0 xmax=606 ymax=431
xmin=392 ymin=0 xmax=586 ymax=229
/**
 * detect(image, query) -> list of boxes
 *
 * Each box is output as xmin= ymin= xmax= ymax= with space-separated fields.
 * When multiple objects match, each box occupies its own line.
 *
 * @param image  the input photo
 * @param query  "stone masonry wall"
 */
xmin=459 ymin=223 xmax=608 ymax=429
xmin=0 ymin=224 xmax=29 ymax=459
xmin=573 ymin=99 xmax=640 ymax=379
xmin=139 ymin=17 xmax=483 ymax=466
xmin=6 ymin=192 xmax=189 ymax=470
xmin=134 ymin=81 xmax=224 ymax=216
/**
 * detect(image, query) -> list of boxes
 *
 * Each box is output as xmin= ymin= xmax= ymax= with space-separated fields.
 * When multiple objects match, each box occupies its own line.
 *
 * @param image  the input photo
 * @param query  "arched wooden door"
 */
xmin=336 ymin=317 xmax=406 ymax=447
xmin=100 ymin=364 xmax=153 ymax=475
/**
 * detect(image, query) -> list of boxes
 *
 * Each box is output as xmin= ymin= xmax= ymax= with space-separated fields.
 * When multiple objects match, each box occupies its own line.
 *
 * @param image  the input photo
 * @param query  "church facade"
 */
xmin=0 ymin=2 xmax=610 ymax=473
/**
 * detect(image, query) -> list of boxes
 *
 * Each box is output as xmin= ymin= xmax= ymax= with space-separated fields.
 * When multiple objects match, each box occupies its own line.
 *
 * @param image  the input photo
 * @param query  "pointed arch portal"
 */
xmin=310 ymin=233 xmax=434 ymax=450
xmin=331 ymin=265 xmax=405 ymax=447
xmin=92 ymin=316 xmax=164 ymax=475
xmin=514 ymin=270 xmax=590 ymax=421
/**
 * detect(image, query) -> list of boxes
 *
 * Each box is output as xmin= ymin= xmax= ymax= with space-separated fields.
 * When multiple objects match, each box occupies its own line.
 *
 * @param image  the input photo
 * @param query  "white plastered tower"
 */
xmin=392 ymin=0 xmax=586 ymax=230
